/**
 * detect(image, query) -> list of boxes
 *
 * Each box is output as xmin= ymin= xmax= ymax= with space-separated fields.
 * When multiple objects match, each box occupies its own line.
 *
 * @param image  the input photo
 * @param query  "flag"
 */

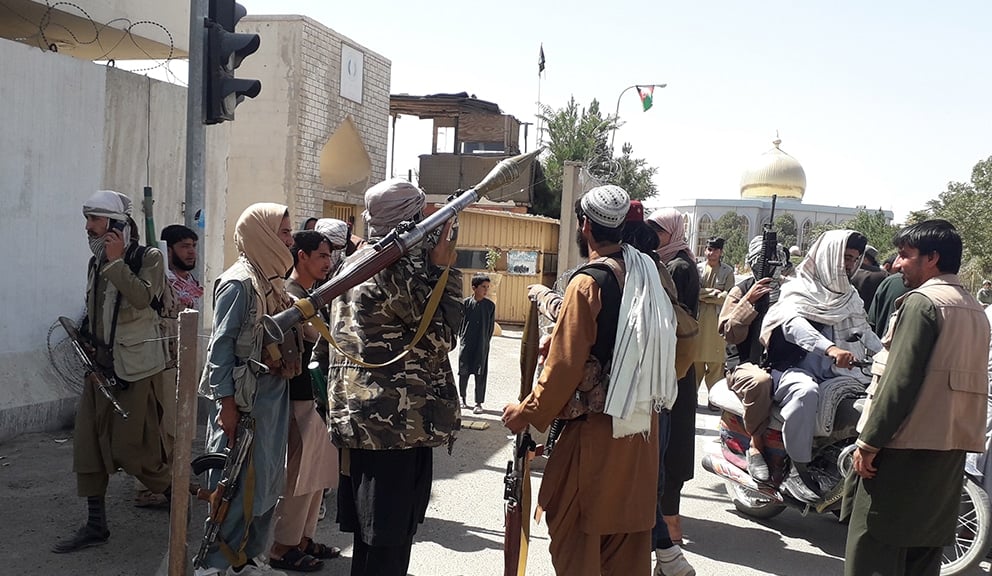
xmin=636 ymin=85 xmax=654 ymax=111
xmin=538 ymin=44 xmax=545 ymax=75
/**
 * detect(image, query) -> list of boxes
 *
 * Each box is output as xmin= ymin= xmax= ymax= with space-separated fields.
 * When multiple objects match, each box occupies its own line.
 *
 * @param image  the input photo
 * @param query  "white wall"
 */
xmin=0 ymin=37 xmax=228 ymax=440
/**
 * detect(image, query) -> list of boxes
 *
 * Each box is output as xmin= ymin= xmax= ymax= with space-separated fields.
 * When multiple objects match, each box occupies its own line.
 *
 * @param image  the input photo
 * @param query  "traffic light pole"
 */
xmin=184 ymin=0 xmax=207 ymax=288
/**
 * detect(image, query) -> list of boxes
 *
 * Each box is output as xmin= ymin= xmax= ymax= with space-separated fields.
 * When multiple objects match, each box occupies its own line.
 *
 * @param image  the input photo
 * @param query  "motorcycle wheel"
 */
xmin=940 ymin=477 xmax=991 ymax=575
xmin=725 ymin=481 xmax=786 ymax=520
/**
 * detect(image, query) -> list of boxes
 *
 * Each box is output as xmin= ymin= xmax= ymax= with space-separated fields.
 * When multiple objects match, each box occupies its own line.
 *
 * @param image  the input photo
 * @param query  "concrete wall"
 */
xmin=229 ymin=16 xmax=390 ymax=252
xmin=0 ymin=37 xmax=228 ymax=441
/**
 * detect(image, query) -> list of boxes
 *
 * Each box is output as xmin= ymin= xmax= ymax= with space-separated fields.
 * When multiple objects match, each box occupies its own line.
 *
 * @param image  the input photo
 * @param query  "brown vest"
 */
xmin=868 ymin=275 xmax=990 ymax=452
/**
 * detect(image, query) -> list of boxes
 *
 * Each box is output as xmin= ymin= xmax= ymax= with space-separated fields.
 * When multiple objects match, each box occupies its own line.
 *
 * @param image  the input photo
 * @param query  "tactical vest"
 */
xmin=197 ymin=260 xmax=264 ymax=411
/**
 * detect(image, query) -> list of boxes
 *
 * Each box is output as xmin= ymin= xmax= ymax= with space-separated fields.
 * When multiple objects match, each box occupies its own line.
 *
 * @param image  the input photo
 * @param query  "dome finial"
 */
xmin=773 ymin=130 xmax=782 ymax=148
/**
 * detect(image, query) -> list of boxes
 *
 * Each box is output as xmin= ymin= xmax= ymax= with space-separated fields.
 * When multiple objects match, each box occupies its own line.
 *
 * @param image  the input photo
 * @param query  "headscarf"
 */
xmin=745 ymin=235 xmax=794 ymax=280
xmin=363 ymin=178 xmax=426 ymax=238
xmin=83 ymin=190 xmax=133 ymax=259
xmin=234 ymin=203 xmax=294 ymax=315
xmin=315 ymin=217 xmax=349 ymax=271
xmin=646 ymin=208 xmax=695 ymax=264
xmin=760 ymin=229 xmax=874 ymax=350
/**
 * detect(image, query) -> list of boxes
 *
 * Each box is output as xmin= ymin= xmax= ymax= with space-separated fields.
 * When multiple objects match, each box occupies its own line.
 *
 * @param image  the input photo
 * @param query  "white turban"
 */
xmin=82 ymin=190 xmax=132 ymax=221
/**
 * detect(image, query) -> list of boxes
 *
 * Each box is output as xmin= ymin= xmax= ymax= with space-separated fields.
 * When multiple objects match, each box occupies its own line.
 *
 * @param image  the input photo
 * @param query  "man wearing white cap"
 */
xmin=504 ymin=185 xmax=675 ymax=575
xmin=54 ymin=190 xmax=172 ymax=553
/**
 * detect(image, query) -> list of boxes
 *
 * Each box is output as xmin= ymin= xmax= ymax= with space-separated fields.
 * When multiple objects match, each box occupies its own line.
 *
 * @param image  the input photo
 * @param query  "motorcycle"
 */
xmin=702 ymin=365 xmax=991 ymax=576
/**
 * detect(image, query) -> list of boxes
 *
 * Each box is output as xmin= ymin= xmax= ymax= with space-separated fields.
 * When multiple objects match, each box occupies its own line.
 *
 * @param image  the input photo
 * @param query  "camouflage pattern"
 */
xmin=327 ymin=243 xmax=463 ymax=451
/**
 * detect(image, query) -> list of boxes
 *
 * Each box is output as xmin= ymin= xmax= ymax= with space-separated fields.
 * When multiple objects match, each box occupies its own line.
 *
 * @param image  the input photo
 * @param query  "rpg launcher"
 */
xmin=262 ymin=148 xmax=542 ymax=345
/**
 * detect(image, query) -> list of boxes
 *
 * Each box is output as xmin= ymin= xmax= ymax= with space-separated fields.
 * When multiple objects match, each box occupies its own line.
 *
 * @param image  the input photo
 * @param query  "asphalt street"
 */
xmin=1 ymin=329 xmax=988 ymax=575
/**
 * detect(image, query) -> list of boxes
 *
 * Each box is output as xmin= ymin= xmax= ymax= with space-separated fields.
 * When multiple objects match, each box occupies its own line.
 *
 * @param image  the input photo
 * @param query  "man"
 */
xmin=867 ymin=265 xmax=908 ymax=338
xmin=504 ymin=185 xmax=675 ymax=576
xmin=850 ymin=245 xmax=888 ymax=312
xmin=196 ymin=203 xmax=298 ymax=576
xmin=314 ymin=217 xmax=351 ymax=276
xmin=302 ymin=217 xmax=318 ymax=231
xmin=327 ymin=178 xmax=462 ymax=575
xmin=978 ymin=279 xmax=992 ymax=306
xmin=695 ymin=237 xmax=735 ymax=400
xmin=131 ymin=224 xmax=203 ymax=508
xmin=268 ymin=230 xmax=340 ymax=572
xmin=759 ymin=230 xmax=882 ymax=503
xmin=54 ymin=190 xmax=172 ymax=553
xmin=845 ymin=220 xmax=990 ymax=576
xmin=459 ymin=274 xmax=496 ymax=414
xmin=717 ymin=236 xmax=789 ymax=482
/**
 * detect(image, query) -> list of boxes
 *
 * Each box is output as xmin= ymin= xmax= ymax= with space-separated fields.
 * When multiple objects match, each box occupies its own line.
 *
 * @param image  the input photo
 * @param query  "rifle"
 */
xmin=261 ymin=149 xmax=542 ymax=345
xmin=504 ymin=300 xmax=542 ymax=576
xmin=754 ymin=195 xmax=784 ymax=302
xmin=191 ymin=413 xmax=255 ymax=569
xmin=58 ymin=316 xmax=129 ymax=420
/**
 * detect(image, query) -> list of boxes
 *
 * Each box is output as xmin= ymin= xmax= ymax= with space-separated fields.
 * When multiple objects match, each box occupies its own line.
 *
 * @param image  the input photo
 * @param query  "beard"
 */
xmin=172 ymin=252 xmax=196 ymax=272
xmin=575 ymin=227 xmax=589 ymax=258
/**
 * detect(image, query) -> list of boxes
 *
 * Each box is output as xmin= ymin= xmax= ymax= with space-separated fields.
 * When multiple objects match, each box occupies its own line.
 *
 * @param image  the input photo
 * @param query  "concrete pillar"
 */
xmin=557 ymin=161 xmax=584 ymax=281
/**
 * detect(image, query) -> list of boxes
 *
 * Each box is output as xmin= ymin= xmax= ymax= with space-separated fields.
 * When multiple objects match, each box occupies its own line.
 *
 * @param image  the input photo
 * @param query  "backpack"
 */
xmin=125 ymin=244 xmax=182 ymax=366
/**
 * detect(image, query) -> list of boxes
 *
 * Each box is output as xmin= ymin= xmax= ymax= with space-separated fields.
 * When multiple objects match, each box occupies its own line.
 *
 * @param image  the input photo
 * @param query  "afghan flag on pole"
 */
xmin=538 ymin=44 xmax=546 ymax=75
xmin=636 ymin=85 xmax=654 ymax=111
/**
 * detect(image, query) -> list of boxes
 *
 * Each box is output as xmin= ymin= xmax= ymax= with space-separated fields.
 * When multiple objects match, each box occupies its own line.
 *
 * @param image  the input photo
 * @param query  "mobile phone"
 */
xmin=110 ymin=220 xmax=126 ymax=233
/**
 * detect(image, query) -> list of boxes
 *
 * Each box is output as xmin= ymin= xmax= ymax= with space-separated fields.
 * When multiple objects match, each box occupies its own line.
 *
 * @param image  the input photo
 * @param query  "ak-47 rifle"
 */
xmin=58 ymin=316 xmax=129 ymax=420
xmin=261 ymin=149 xmax=542 ymax=345
xmin=191 ymin=413 xmax=255 ymax=568
xmin=504 ymin=300 xmax=542 ymax=576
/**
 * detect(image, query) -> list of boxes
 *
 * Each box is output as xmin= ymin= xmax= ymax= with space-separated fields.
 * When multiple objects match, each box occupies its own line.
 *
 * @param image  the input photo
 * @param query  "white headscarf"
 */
xmin=760 ymin=229 xmax=877 ymax=353
xmin=315 ymin=218 xmax=349 ymax=271
xmin=82 ymin=190 xmax=133 ymax=260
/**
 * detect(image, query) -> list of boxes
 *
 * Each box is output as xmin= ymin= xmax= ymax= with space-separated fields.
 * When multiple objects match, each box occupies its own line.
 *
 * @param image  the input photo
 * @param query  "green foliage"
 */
xmin=709 ymin=211 xmax=750 ymax=269
xmin=485 ymin=247 xmax=502 ymax=271
xmin=773 ymin=212 xmax=798 ymax=251
xmin=910 ymin=155 xmax=992 ymax=278
xmin=802 ymin=210 xmax=900 ymax=261
xmin=532 ymin=97 xmax=658 ymax=217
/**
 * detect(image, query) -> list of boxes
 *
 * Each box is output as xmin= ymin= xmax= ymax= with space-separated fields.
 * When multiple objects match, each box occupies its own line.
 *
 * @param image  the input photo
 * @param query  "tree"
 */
xmin=533 ymin=97 xmax=616 ymax=217
xmin=844 ymin=210 xmax=902 ymax=261
xmin=709 ymin=211 xmax=749 ymax=270
xmin=910 ymin=155 xmax=992 ymax=278
xmin=773 ymin=213 xmax=798 ymax=251
xmin=532 ymin=97 xmax=659 ymax=217
xmin=612 ymin=143 xmax=658 ymax=200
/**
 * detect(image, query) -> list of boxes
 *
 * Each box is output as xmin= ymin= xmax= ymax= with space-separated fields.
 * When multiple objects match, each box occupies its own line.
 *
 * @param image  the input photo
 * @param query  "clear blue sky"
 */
xmin=235 ymin=0 xmax=990 ymax=222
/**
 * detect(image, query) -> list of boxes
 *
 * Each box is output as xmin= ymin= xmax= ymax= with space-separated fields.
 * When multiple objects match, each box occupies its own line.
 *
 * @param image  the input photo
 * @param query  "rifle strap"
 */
xmin=217 ymin=433 xmax=256 ymax=568
xmin=299 ymin=261 xmax=453 ymax=370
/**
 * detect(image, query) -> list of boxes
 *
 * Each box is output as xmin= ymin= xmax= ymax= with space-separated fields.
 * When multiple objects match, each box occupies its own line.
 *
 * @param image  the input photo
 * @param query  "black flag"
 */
xmin=538 ymin=44 xmax=545 ymax=75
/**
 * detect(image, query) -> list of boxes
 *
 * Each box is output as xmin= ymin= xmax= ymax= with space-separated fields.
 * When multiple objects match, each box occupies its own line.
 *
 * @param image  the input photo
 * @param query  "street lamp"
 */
xmin=610 ymin=83 xmax=667 ymax=151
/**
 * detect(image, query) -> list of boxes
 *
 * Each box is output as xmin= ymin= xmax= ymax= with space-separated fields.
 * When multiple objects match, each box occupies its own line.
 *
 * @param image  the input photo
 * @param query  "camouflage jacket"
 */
xmin=327 ymin=244 xmax=463 ymax=451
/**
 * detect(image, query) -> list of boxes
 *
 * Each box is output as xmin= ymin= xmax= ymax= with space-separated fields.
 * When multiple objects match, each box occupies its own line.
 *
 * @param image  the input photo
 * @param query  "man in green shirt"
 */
xmin=844 ymin=220 xmax=991 ymax=576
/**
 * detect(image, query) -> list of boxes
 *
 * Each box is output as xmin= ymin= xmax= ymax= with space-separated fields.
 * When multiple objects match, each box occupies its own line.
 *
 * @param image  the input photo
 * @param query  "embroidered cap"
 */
xmin=580 ymin=185 xmax=630 ymax=228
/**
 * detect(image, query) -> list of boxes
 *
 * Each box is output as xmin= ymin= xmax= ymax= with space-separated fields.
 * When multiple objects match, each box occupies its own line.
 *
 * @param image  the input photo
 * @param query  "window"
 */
xmin=801 ymin=219 xmax=813 ymax=251
xmin=739 ymin=215 xmax=751 ymax=240
xmin=455 ymin=249 xmax=489 ymax=269
xmin=695 ymin=214 xmax=712 ymax=256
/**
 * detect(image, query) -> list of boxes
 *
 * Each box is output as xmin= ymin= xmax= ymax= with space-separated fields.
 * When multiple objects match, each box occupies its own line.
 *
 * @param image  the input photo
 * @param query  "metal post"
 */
xmin=389 ymin=114 xmax=397 ymax=178
xmin=185 ymin=0 xmax=207 ymax=285
xmin=609 ymin=83 xmax=667 ymax=152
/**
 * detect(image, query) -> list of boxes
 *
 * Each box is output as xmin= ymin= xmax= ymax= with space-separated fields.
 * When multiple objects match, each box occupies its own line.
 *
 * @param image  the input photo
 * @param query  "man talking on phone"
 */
xmin=53 ymin=190 xmax=172 ymax=553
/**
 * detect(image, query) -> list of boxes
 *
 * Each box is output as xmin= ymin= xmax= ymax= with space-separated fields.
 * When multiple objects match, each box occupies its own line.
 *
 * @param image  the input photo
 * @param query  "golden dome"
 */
xmin=739 ymin=137 xmax=806 ymax=200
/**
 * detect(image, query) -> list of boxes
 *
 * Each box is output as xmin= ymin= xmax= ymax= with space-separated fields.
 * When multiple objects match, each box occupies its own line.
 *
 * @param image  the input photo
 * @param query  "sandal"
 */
xmin=269 ymin=548 xmax=324 ymax=572
xmin=302 ymin=537 xmax=342 ymax=559
xmin=52 ymin=525 xmax=110 ymax=553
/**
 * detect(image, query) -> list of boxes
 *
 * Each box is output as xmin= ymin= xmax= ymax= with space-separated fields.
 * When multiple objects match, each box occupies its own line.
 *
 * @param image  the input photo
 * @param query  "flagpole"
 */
xmin=536 ymin=44 xmax=545 ymax=151
xmin=610 ymin=82 xmax=667 ymax=152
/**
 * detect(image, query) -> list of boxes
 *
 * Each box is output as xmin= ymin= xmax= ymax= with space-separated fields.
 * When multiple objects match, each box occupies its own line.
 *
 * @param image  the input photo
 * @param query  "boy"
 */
xmin=459 ymin=275 xmax=496 ymax=414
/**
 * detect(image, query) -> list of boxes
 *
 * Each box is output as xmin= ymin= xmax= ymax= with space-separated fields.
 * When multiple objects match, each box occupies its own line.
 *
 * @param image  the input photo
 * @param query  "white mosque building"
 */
xmin=665 ymin=137 xmax=893 ymax=257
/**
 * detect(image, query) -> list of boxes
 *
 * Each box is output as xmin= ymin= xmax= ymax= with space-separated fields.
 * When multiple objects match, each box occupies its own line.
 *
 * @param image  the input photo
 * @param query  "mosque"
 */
xmin=666 ymin=137 xmax=893 ymax=257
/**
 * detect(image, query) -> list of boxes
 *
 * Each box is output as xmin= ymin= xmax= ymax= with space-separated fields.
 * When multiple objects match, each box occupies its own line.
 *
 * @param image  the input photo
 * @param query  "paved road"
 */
xmin=2 ymin=329 xmax=989 ymax=575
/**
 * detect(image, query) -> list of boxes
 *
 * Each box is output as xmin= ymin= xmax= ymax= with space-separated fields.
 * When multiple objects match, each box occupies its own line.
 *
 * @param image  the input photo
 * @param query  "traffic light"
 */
xmin=204 ymin=0 xmax=261 ymax=124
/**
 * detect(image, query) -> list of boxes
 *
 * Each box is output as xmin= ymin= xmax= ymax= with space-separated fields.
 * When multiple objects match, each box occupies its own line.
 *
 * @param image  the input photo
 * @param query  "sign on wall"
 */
xmin=340 ymin=44 xmax=364 ymax=104
xmin=507 ymin=250 xmax=539 ymax=275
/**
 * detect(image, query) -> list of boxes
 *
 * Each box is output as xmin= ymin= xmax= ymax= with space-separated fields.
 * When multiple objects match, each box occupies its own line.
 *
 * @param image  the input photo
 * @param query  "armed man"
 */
xmin=196 ymin=203 xmax=299 ymax=576
xmin=845 ymin=220 xmax=990 ymax=576
xmin=327 ymin=178 xmax=462 ymax=575
xmin=504 ymin=185 xmax=676 ymax=576
xmin=695 ymin=237 xmax=735 ymax=402
xmin=54 ymin=190 xmax=172 ymax=553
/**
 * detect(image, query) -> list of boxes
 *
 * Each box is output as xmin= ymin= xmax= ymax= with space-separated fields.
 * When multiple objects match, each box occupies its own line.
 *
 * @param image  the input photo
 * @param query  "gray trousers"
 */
xmin=772 ymin=369 xmax=819 ymax=463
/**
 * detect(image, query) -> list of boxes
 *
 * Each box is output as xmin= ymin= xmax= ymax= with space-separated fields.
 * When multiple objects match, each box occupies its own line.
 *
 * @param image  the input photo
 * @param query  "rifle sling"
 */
xmin=300 ymin=261 xmax=453 ymax=370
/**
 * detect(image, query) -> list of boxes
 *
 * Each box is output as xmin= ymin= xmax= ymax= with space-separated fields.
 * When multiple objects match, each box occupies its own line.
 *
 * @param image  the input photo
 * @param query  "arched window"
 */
xmin=801 ymin=219 xmax=813 ymax=251
xmin=739 ymin=215 xmax=751 ymax=240
xmin=696 ymin=214 xmax=713 ymax=256
xmin=682 ymin=214 xmax=691 ymax=242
